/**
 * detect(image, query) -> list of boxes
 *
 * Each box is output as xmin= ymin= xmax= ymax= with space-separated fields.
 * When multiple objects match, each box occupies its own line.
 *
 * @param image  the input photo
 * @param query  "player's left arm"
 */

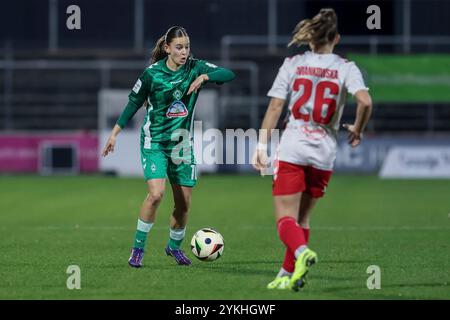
xmin=187 ymin=61 xmax=235 ymax=95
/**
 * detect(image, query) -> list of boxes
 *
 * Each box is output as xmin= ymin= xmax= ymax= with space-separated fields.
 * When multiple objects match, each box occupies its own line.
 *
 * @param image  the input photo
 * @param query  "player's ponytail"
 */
xmin=288 ymin=8 xmax=338 ymax=50
xmin=151 ymin=36 xmax=167 ymax=64
xmin=150 ymin=26 xmax=189 ymax=64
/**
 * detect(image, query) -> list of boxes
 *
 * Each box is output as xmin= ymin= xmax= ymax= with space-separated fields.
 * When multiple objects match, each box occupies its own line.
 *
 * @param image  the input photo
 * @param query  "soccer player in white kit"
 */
xmin=253 ymin=8 xmax=373 ymax=291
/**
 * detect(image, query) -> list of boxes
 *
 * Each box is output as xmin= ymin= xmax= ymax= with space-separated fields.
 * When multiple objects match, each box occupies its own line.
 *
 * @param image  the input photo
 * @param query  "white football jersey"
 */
xmin=267 ymin=51 xmax=368 ymax=170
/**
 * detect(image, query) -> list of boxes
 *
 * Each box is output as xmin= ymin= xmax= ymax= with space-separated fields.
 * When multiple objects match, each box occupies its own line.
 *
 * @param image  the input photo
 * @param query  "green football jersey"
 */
xmin=128 ymin=57 xmax=231 ymax=146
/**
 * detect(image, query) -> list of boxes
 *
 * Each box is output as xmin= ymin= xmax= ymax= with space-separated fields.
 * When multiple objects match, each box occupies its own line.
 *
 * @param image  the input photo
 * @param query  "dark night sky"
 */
xmin=0 ymin=0 xmax=448 ymax=50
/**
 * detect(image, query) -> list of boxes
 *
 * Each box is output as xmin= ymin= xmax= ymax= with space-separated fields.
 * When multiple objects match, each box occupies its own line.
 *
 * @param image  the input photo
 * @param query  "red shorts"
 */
xmin=272 ymin=160 xmax=333 ymax=198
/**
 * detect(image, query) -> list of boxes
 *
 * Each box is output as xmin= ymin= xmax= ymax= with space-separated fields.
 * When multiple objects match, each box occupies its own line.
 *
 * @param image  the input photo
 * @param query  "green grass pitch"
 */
xmin=0 ymin=174 xmax=449 ymax=300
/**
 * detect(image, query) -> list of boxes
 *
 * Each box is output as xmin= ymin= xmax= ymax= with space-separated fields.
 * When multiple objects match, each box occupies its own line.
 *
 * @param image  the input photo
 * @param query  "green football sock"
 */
xmin=168 ymin=227 xmax=186 ymax=250
xmin=133 ymin=219 xmax=154 ymax=249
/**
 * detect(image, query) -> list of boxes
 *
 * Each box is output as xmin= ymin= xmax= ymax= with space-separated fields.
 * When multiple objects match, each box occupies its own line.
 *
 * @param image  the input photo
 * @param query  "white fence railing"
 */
xmin=220 ymin=35 xmax=450 ymax=62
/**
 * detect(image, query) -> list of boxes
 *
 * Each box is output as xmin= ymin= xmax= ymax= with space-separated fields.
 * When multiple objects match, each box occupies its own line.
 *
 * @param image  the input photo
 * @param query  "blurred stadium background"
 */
xmin=0 ymin=0 xmax=449 ymax=176
xmin=0 ymin=0 xmax=449 ymax=300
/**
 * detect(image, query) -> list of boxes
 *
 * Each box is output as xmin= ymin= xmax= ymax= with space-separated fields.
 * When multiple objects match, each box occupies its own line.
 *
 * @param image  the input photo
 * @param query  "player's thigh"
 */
xmin=145 ymin=178 xmax=166 ymax=201
xmin=274 ymin=192 xmax=303 ymax=221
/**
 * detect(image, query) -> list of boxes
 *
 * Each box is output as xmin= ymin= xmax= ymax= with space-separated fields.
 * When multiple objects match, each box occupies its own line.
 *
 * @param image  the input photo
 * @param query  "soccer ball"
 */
xmin=190 ymin=228 xmax=224 ymax=261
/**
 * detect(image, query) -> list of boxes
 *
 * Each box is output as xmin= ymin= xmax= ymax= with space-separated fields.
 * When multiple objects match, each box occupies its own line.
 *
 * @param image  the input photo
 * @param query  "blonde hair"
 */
xmin=288 ymin=8 xmax=338 ymax=49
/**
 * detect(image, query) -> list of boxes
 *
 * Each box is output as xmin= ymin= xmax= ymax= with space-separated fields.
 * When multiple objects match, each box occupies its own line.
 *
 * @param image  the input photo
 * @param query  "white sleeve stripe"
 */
xmin=348 ymin=86 xmax=369 ymax=95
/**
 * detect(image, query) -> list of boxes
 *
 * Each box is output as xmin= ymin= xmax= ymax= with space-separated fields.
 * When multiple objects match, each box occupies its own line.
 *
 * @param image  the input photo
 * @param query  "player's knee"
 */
xmin=147 ymin=191 xmax=164 ymax=205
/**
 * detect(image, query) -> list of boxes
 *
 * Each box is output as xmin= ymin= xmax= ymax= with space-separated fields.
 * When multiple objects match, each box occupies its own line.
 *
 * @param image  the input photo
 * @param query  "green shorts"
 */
xmin=140 ymin=140 xmax=197 ymax=187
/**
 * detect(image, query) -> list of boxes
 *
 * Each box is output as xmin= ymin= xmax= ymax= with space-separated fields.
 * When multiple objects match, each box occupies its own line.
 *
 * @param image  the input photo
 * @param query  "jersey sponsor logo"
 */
xmin=300 ymin=124 xmax=327 ymax=140
xmin=132 ymin=79 xmax=142 ymax=93
xmin=166 ymin=100 xmax=188 ymax=118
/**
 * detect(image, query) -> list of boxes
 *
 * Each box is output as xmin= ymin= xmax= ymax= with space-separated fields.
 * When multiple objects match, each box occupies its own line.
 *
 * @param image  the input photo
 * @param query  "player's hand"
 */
xmin=187 ymin=74 xmax=208 ymax=95
xmin=252 ymin=149 xmax=270 ymax=172
xmin=102 ymin=136 xmax=116 ymax=157
xmin=342 ymin=124 xmax=362 ymax=148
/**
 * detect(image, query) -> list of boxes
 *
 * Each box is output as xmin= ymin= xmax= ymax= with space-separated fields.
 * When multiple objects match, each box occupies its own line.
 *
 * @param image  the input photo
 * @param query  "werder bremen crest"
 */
xmin=173 ymin=89 xmax=183 ymax=100
xmin=167 ymin=89 xmax=188 ymax=118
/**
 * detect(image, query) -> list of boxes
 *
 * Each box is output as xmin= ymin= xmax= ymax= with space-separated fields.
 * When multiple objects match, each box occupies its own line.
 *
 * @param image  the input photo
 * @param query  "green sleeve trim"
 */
xmin=206 ymin=68 xmax=236 ymax=84
xmin=116 ymin=100 xmax=141 ymax=129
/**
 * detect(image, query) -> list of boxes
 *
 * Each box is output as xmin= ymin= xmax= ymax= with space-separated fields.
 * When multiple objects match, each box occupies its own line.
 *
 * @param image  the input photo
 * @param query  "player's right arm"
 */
xmin=342 ymin=63 xmax=372 ymax=148
xmin=102 ymin=124 xmax=122 ymax=157
xmin=253 ymin=57 xmax=292 ymax=171
xmin=343 ymin=90 xmax=372 ymax=148
xmin=252 ymin=97 xmax=285 ymax=170
xmin=102 ymin=71 xmax=151 ymax=157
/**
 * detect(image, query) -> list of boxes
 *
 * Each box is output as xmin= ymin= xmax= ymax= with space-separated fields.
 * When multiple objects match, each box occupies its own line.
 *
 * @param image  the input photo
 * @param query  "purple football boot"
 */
xmin=165 ymin=246 xmax=192 ymax=265
xmin=128 ymin=247 xmax=144 ymax=268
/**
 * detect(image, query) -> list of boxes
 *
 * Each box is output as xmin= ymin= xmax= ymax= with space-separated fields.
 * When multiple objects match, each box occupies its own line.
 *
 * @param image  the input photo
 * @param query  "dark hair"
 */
xmin=288 ymin=8 xmax=338 ymax=50
xmin=150 ymin=26 xmax=189 ymax=64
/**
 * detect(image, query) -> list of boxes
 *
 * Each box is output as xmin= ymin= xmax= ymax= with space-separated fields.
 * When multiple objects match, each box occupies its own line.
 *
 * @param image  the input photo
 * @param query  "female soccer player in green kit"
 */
xmin=102 ymin=26 xmax=235 ymax=267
